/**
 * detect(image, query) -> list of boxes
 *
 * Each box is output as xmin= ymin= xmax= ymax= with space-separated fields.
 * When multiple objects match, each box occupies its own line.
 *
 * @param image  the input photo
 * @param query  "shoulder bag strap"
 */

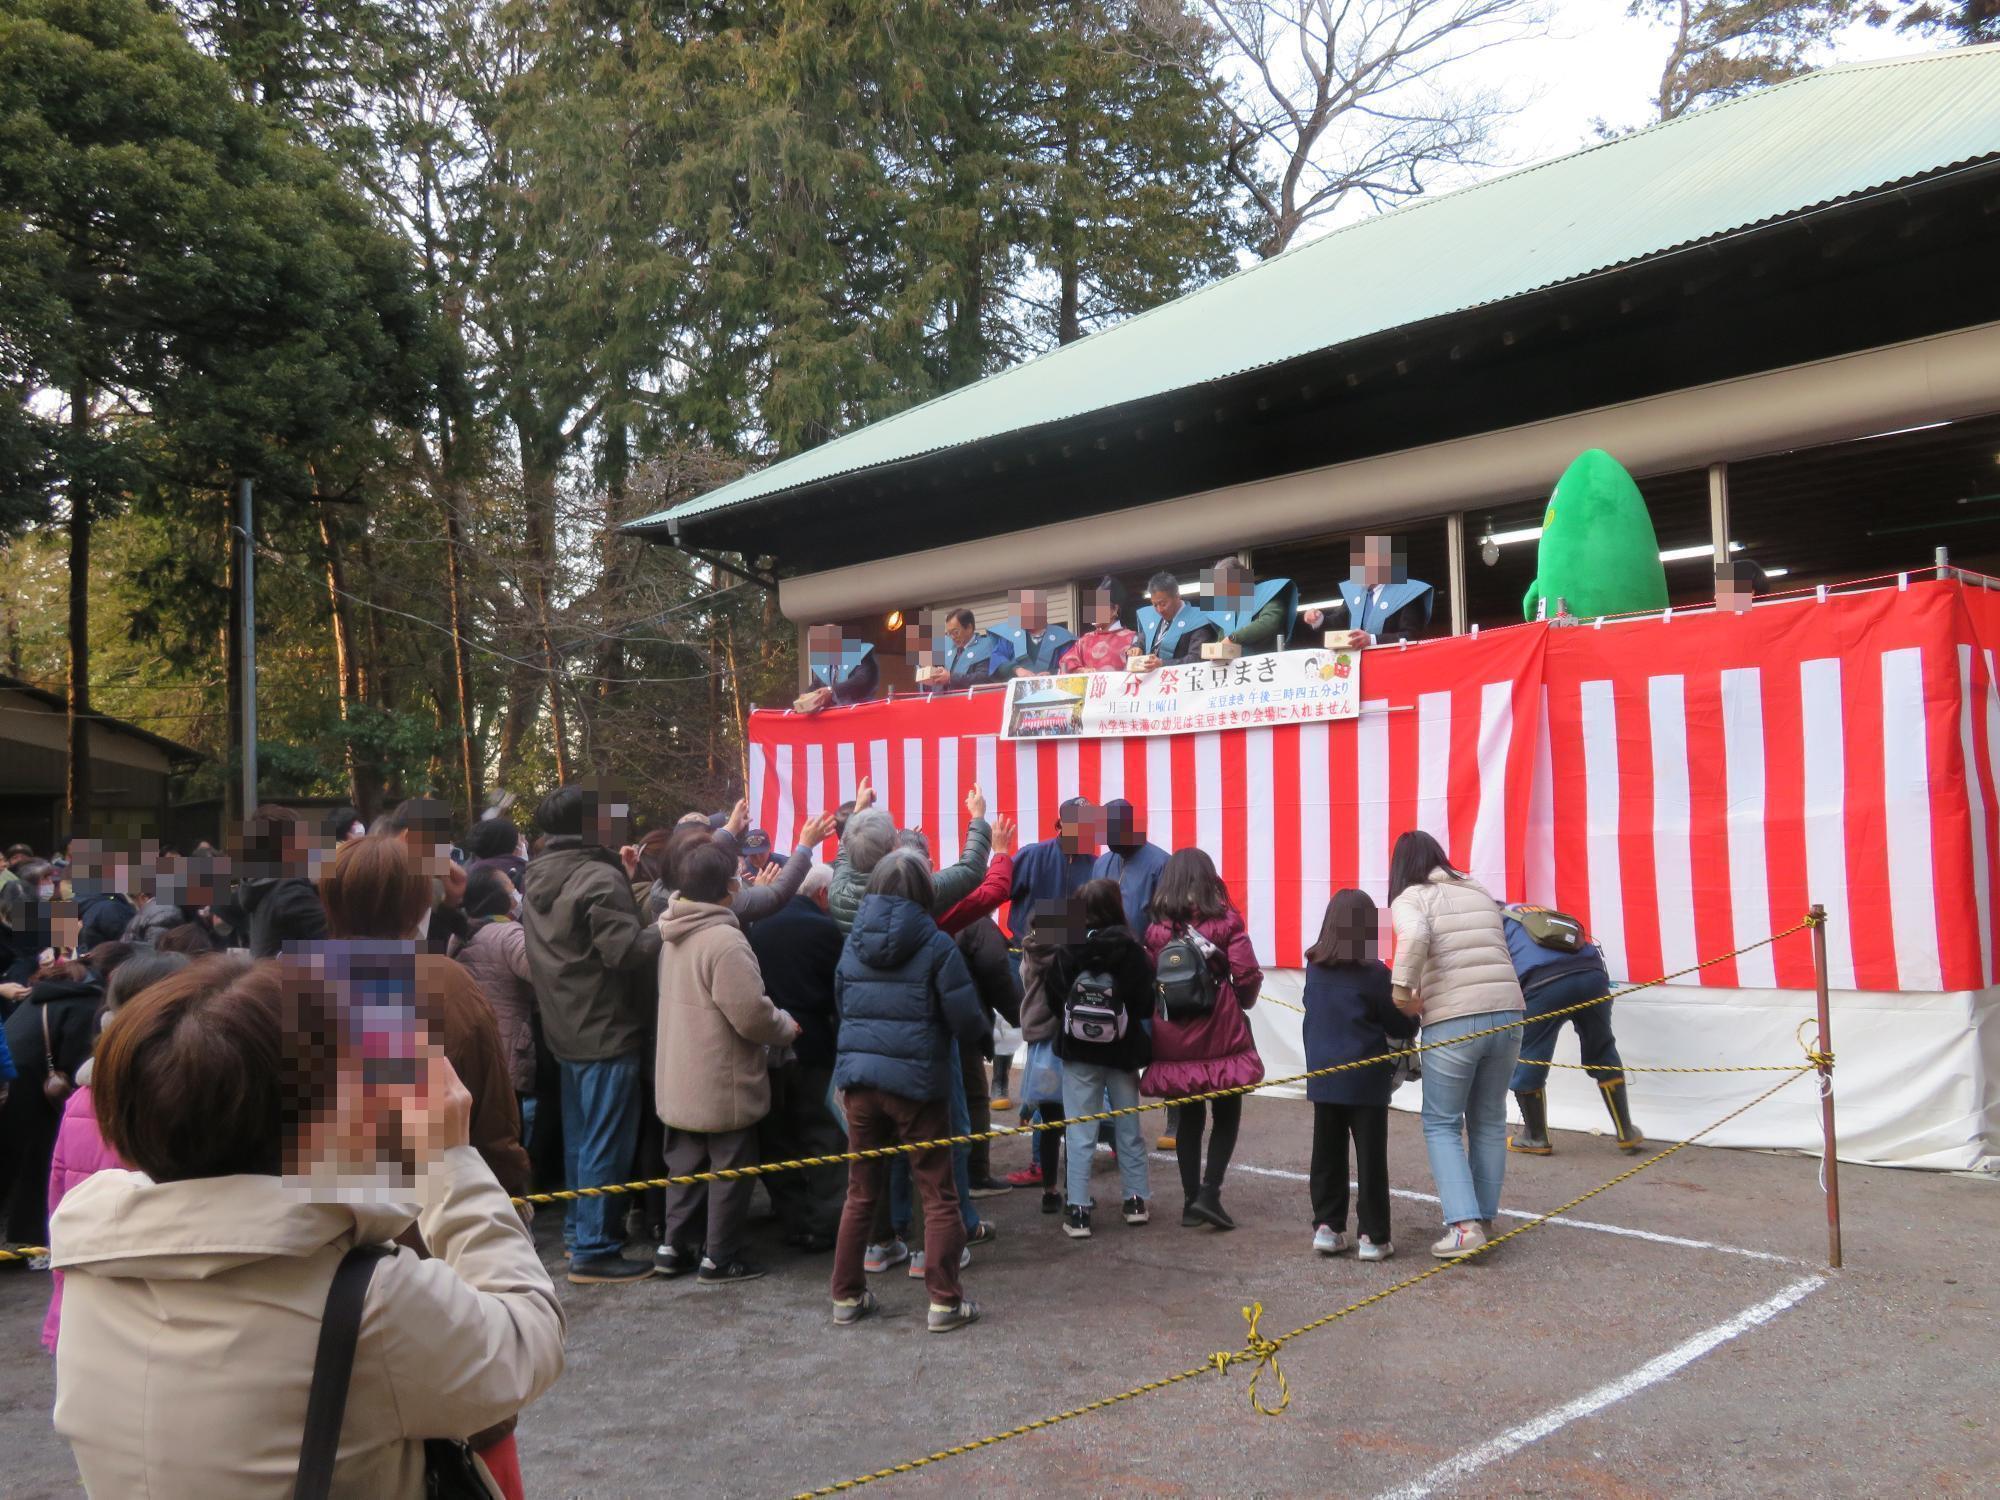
xmin=42 ymin=1002 xmax=56 ymax=1072
xmin=295 ymin=1243 xmax=392 ymax=1500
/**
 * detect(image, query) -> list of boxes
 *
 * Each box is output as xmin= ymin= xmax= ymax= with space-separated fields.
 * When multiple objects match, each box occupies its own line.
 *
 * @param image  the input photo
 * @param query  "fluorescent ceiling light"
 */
xmin=1486 ymin=526 xmax=1543 ymax=546
xmin=1297 ymin=598 xmax=1345 ymax=612
xmin=1857 ymin=421 xmax=1950 ymax=442
xmin=1763 ymin=567 xmax=1790 ymax=578
xmin=1659 ymin=541 xmax=1744 ymax=562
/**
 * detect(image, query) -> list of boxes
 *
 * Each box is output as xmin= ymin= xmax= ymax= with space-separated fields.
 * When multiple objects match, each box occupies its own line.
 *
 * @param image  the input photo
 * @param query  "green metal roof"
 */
xmin=637 ymin=44 xmax=2000 ymax=535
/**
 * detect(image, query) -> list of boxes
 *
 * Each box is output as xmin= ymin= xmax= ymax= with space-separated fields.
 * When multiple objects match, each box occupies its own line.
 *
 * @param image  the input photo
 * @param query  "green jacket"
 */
xmin=520 ymin=838 xmax=663 ymax=1063
xmin=829 ymin=819 xmax=992 ymax=935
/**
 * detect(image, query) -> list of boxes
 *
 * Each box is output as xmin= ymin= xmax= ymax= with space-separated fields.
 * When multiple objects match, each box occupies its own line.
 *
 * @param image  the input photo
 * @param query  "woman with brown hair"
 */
xmin=320 ymin=835 xmax=531 ymax=1199
xmin=49 ymin=957 xmax=564 ymax=1497
xmin=1141 ymin=848 xmax=1263 ymax=1231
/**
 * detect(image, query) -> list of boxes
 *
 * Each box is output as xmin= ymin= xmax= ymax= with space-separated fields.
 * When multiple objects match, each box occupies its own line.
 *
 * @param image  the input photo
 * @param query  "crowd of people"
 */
xmin=0 ymin=764 xmax=1638 ymax=1496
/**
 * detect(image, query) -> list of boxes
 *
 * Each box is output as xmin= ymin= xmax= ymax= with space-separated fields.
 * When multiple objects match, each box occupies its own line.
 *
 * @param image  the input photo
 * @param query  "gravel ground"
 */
xmin=4 ymin=1092 xmax=1996 ymax=1498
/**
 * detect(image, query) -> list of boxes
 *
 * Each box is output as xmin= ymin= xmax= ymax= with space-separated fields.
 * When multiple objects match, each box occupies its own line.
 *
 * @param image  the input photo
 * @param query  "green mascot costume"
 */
xmin=1522 ymin=449 xmax=1670 ymax=622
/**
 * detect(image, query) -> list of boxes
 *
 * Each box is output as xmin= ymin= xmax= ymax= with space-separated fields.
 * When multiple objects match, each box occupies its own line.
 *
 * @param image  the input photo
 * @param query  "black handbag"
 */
xmin=296 ymin=1244 xmax=497 ymax=1500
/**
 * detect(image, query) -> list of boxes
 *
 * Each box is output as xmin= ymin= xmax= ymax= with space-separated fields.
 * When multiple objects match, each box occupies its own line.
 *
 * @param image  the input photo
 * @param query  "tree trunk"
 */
xmin=723 ymin=619 xmax=749 ymax=794
xmin=64 ymin=380 xmax=91 ymax=838
xmin=317 ymin=508 xmax=370 ymax=816
xmin=1058 ymin=116 xmax=1082 ymax=345
xmin=441 ymin=492 xmax=481 ymax=822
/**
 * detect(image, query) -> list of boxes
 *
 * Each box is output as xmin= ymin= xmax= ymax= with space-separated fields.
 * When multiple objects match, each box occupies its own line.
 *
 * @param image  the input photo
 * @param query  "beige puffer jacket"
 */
xmin=1389 ymin=869 xmax=1525 ymax=1027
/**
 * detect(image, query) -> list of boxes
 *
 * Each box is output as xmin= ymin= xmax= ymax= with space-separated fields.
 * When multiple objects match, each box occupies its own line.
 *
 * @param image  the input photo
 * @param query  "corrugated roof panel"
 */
xmin=640 ymin=45 xmax=2000 ymax=532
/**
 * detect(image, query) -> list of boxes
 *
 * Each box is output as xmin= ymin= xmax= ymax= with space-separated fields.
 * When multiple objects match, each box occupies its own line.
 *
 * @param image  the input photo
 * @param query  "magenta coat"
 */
xmin=44 ymin=1084 xmax=127 ymax=1352
xmin=1140 ymin=910 xmax=1265 ymax=1097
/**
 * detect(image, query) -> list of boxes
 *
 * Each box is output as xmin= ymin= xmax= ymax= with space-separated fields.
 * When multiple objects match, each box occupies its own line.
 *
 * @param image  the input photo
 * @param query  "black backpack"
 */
xmin=1063 ymin=964 xmax=1127 ymax=1045
xmin=1154 ymin=927 xmax=1219 ymax=1021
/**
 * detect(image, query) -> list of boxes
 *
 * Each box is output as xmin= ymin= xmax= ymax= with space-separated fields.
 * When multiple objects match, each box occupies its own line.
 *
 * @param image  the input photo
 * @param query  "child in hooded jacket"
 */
xmin=1301 ymin=889 xmax=1417 ymax=1261
xmin=1047 ymin=879 xmax=1155 ymax=1237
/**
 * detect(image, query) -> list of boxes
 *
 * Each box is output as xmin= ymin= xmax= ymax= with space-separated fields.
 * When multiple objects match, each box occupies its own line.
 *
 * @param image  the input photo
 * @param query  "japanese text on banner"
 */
xmin=1000 ymin=647 xmax=1361 ymax=740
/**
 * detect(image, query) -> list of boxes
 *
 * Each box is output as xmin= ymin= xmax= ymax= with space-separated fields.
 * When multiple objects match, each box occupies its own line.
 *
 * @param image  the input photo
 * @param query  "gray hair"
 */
xmin=799 ymin=863 xmax=832 ymax=900
xmin=896 ymin=828 xmax=932 ymax=862
xmin=844 ymin=808 xmax=898 ymax=876
xmin=1145 ymin=570 xmax=1179 ymax=597
xmin=866 ymin=849 xmax=936 ymax=911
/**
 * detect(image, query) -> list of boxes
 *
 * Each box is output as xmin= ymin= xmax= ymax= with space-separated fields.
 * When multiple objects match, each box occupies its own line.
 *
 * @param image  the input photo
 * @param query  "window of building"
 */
xmin=1724 ymin=414 xmax=2000 ymax=591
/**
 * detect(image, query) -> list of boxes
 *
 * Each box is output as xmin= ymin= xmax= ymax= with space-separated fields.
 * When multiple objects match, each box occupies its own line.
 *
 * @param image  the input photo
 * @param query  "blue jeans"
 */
xmin=518 ymin=1094 xmax=538 ymax=1160
xmin=1061 ymin=1061 xmax=1148 ymax=1208
xmin=891 ymin=1041 xmax=980 ymax=1233
xmin=559 ymin=1054 xmax=645 ymax=1263
xmin=1510 ymin=969 xmax=1622 ymax=1091
xmin=1419 ymin=1012 xmax=1522 ymax=1227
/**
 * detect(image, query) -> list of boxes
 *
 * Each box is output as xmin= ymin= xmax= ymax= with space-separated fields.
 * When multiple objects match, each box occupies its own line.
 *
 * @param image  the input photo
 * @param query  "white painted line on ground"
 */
xmin=1372 ymin=1275 xmax=1827 ymax=1500
xmin=1201 ymin=1159 xmax=1805 ymax=1265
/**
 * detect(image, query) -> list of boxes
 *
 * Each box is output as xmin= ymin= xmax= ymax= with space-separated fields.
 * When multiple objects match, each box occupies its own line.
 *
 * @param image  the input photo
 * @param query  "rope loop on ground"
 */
xmin=793 ymin=1064 xmax=1816 ymax=1497
xmin=1207 ymin=1302 xmax=1291 ymax=1415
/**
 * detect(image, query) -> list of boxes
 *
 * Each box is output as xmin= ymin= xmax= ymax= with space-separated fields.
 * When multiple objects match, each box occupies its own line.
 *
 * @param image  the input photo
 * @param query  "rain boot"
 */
xmin=1600 ymin=1079 xmax=1644 ymax=1154
xmin=1508 ymin=1089 xmax=1553 ymax=1156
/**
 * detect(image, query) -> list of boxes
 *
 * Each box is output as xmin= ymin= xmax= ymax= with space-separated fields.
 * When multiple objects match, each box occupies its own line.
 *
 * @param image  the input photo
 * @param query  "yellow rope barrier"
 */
xmin=0 ymin=914 xmax=1825 ymax=1265
xmin=792 ymin=1065 xmax=1816 ymax=1498
xmin=504 ymin=914 xmax=1821 ymax=1207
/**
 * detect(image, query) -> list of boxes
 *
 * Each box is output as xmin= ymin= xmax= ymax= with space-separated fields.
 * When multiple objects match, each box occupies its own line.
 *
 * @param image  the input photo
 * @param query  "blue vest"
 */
xmin=1337 ymin=578 xmax=1433 ymax=636
xmin=1207 ymin=577 xmax=1299 ymax=646
xmin=812 ymin=641 xmax=876 ymax=690
xmin=1134 ymin=602 xmax=1220 ymax=660
xmin=991 ymin=621 xmax=1078 ymax=675
xmin=935 ymin=629 xmax=1009 ymax=682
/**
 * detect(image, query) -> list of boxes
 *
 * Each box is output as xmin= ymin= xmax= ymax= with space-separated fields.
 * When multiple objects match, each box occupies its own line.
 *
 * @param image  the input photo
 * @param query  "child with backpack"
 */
xmin=1141 ymin=849 xmax=1263 ymax=1231
xmin=1049 ymin=880 xmax=1156 ymax=1237
xmin=1301 ymin=889 xmax=1418 ymax=1260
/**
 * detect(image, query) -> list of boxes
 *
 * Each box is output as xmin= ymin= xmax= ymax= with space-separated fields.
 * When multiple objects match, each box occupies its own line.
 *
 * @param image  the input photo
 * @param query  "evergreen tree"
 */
xmin=0 ymin=0 xmax=427 ymax=830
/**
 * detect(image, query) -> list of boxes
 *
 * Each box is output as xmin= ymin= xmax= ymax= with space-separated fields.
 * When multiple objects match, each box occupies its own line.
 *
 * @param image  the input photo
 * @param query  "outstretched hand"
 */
xmin=965 ymin=782 xmax=987 ymax=821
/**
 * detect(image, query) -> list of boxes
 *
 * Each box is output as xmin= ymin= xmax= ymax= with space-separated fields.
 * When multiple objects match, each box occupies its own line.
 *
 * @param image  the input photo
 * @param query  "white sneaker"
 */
xmin=1357 ymin=1236 xmax=1393 ymax=1262
xmin=1431 ymin=1222 xmax=1486 ymax=1259
xmin=1312 ymin=1223 xmax=1348 ymax=1256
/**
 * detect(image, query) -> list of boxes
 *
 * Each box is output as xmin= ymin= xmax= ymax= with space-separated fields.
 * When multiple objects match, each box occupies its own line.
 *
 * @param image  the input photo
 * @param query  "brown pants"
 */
xmin=662 ymin=1125 xmax=757 ymax=1263
xmin=831 ymin=1088 xmax=964 ymax=1307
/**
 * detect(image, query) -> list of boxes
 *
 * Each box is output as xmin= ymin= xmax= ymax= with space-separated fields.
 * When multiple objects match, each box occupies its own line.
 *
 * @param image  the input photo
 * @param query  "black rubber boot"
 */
xmin=1508 ymin=1089 xmax=1554 ymax=1156
xmin=1600 ymin=1079 xmax=1644 ymax=1154
xmin=1189 ymin=1186 xmax=1236 ymax=1231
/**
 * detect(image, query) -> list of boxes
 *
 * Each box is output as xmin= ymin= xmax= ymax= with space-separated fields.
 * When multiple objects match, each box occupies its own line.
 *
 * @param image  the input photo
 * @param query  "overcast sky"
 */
xmin=1501 ymin=2 xmax=1922 ymax=157
xmin=1293 ymin=3 xmax=1940 ymax=246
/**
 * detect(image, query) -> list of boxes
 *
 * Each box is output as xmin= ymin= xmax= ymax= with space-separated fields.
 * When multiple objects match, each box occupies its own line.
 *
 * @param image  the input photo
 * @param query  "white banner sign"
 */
xmin=1001 ymin=647 xmax=1362 ymax=740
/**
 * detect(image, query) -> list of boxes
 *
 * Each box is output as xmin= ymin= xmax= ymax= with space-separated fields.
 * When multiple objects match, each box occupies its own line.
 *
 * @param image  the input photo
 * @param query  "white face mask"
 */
xmin=36 ymin=883 xmax=55 ymax=901
xmin=509 ymin=889 xmax=523 ymax=918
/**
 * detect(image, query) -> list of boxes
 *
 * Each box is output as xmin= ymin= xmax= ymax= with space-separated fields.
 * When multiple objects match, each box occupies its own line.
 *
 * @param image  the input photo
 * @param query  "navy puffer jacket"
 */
xmin=834 ymin=894 xmax=988 ymax=1102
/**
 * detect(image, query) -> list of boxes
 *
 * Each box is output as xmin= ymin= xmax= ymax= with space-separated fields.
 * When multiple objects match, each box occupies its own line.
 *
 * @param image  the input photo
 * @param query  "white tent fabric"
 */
xmin=1249 ymin=971 xmax=2000 ymax=1173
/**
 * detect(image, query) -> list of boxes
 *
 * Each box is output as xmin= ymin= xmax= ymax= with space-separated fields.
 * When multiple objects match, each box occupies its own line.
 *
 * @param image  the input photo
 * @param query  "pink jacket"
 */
xmin=44 ymin=1084 xmax=126 ymax=1352
xmin=1140 ymin=910 xmax=1265 ymax=1097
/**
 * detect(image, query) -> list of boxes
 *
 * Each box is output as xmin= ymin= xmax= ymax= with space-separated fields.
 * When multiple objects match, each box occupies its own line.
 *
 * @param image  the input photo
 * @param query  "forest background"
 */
xmin=2 ymin=0 xmax=1990 ymax=832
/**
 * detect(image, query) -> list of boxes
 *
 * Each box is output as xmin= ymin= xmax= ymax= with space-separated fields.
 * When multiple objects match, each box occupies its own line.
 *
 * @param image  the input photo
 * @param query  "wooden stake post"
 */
xmin=1809 ymin=903 xmax=1842 ymax=1269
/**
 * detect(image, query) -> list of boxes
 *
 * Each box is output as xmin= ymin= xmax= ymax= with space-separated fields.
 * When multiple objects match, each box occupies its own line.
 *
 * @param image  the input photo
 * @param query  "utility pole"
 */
xmin=239 ymin=478 xmax=258 ymax=818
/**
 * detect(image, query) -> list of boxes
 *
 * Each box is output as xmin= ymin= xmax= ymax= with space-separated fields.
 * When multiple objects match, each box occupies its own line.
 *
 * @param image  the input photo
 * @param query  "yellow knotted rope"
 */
xmin=792 ymin=1065 xmax=1816 ymax=1497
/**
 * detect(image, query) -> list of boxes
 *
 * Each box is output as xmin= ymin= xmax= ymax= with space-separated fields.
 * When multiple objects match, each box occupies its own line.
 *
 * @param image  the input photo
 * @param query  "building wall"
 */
xmin=777 ymin=321 xmax=2000 ymax=622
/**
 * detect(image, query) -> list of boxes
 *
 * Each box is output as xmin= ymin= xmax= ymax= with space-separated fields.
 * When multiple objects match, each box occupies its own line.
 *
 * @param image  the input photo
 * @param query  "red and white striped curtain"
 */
xmin=748 ymin=580 xmax=2000 ymax=994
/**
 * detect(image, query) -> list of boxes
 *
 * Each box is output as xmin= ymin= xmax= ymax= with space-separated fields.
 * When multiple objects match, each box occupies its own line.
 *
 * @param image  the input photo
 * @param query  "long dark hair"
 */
xmin=1077 ymin=878 xmax=1126 ymax=933
xmin=1388 ymin=830 xmax=1462 ymax=904
xmin=1305 ymin=888 xmax=1377 ymax=968
xmin=1149 ymin=848 xmax=1231 ymax=927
